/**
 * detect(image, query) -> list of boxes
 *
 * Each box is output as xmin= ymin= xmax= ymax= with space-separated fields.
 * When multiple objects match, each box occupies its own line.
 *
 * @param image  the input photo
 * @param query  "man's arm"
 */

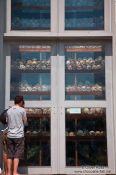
xmin=22 ymin=110 xmax=28 ymax=126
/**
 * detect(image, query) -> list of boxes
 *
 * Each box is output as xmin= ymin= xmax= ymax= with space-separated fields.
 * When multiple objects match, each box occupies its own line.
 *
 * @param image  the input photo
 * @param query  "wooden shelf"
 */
xmin=65 ymin=69 xmax=105 ymax=73
xmin=66 ymin=135 xmax=106 ymax=141
xmin=66 ymin=113 xmax=105 ymax=120
xmin=11 ymin=69 xmax=50 ymax=73
xmin=27 ymin=114 xmax=50 ymax=118
xmin=11 ymin=91 xmax=50 ymax=96
xmin=20 ymin=162 xmax=50 ymax=166
xmin=12 ymin=68 xmax=104 ymax=75
xmin=14 ymin=5 xmax=50 ymax=10
xmin=65 ymin=6 xmax=103 ymax=10
xmin=66 ymin=91 xmax=103 ymax=96
xmin=18 ymin=48 xmax=51 ymax=52
xmin=25 ymin=134 xmax=50 ymax=140
xmin=65 ymin=47 xmax=103 ymax=52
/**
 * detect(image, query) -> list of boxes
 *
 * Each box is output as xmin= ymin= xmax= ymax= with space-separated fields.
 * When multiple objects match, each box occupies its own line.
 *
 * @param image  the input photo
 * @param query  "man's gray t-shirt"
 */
xmin=7 ymin=106 xmax=27 ymax=138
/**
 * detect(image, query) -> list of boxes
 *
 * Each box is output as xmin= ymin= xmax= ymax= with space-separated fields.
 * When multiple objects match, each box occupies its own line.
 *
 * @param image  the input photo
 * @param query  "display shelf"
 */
xmin=66 ymin=135 xmax=106 ymax=141
xmin=21 ymin=106 xmax=51 ymax=166
xmin=25 ymin=134 xmax=50 ymax=140
xmin=11 ymin=91 xmax=50 ymax=96
xmin=65 ymin=106 xmax=107 ymax=166
xmin=12 ymin=67 xmax=104 ymax=73
xmin=18 ymin=47 xmax=51 ymax=52
xmin=65 ymin=47 xmax=103 ymax=52
xmin=27 ymin=114 xmax=50 ymax=118
xmin=65 ymin=44 xmax=105 ymax=100
xmin=11 ymin=69 xmax=50 ymax=73
xmin=21 ymin=139 xmax=51 ymax=166
xmin=14 ymin=5 xmax=50 ymax=10
xmin=66 ymin=91 xmax=103 ymax=96
xmin=66 ymin=114 xmax=105 ymax=120
xmin=65 ymin=6 xmax=103 ymax=10
xmin=65 ymin=69 xmax=104 ymax=73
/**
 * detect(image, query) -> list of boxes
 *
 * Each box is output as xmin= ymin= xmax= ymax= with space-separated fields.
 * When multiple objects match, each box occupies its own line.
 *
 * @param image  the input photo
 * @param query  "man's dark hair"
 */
xmin=14 ymin=95 xmax=24 ymax=104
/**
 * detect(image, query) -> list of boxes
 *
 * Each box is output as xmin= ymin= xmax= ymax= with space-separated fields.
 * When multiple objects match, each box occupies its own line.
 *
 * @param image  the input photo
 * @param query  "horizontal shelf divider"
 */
xmin=11 ymin=91 xmax=50 ymax=95
xmin=66 ymin=91 xmax=104 ymax=96
xmin=11 ymin=69 xmax=50 ymax=73
xmin=66 ymin=135 xmax=106 ymax=141
xmin=27 ymin=114 xmax=50 ymax=118
xmin=65 ymin=69 xmax=105 ymax=73
xmin=66 ymin=113 xmax=105 ymax=120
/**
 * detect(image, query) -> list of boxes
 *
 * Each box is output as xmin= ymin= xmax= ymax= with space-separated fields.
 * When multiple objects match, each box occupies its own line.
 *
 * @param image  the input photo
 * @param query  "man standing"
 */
xmin=6 ymin=96 xmax=27 ymax=175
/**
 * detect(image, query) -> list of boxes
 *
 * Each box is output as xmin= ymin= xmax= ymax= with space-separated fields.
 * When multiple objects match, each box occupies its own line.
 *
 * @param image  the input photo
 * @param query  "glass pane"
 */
xmin=65 ymin=0 xmax=104 ymax=30
xmin=11 ymin=0 xmax=50 ymax=30
xmin=11 ymin=45 xmax=51 ymax=100
xmin=65 ymin=43 xmax=105 ymax=100
xmin=65 ymin=107 xmax=107 ymax=166
xmin=20 ymin=107 xmax=51 ymax=166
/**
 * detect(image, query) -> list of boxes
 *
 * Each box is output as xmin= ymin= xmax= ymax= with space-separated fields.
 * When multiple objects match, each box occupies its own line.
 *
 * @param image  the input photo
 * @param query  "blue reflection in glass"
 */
xmin=65 ymin=46 xmax=105 ymax=100
xmin=11 ymin=47 xmax=51 ymax=100
xmin=65 ymin=0 xmax=104 ymax=30
xmin=11 ymin=0 xmax=50 ymax=30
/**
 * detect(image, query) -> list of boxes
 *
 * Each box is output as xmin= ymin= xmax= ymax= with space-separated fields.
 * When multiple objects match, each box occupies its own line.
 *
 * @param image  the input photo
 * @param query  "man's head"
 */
xmin=14 ymin=95 xmax=24 ymax=107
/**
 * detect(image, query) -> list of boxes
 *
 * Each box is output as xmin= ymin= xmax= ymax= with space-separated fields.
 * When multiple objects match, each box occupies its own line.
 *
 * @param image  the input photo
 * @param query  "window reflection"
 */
xmin=11 ymin=45 xmax=51 ymax=100
xmin=20 ymin=108 xmax=51 ymax=166
xmin=65 ymin=43 xmax=105 ymax=100
xmin=65 ymin=0 xmax=104 ymax=30
xmin=66 ymin=107 xmax=107 ymax=166
xmin=11 ymin=0 xmax=50 ymax=30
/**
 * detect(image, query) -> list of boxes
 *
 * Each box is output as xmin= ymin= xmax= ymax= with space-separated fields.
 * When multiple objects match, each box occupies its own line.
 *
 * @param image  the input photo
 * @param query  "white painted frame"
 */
xmin=5 ymin=42 xmax=58 ymax=174
xmin=58 ymin=41 xmax=115 ymax=174
xmin=113 ymin=1 xmax=116 ymax=175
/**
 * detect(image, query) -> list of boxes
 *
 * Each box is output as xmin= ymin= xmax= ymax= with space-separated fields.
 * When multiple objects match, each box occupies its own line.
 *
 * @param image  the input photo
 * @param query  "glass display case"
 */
xmin=11 ymin=0 xmax=50 ymax=30
xmin=3 ymin=0 xmax=114 ymax=173
xmin=5 ymin=41 xmax=114 ymax=174
xmin=11 ymin=45 xmax=51 ymax=100
xmin=65 ymin=107 xmax=107 ymax=166
xmin=21 ymin=107 xmax=51 ymax=166
xmin=65 ymin=0 xmax=104 ymax=30
xmin=65 ymin=43 xmax=105 ymax=100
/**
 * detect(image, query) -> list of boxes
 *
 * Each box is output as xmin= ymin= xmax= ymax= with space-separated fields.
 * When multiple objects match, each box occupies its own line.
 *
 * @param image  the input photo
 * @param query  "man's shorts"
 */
xmin=1 ymin=130 xmax=8 ymax=154
xmin=7 ymin=137 xmax=24 ymax=159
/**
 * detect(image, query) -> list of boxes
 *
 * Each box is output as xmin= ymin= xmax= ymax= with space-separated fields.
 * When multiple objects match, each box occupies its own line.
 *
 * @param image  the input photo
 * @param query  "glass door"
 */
xmin=65 ymin=107 xmax=107 ymax=166
xmin=59 ymin=42 xmax=115 ymax=174
xmin=65 ymin=43 xmax=105 ymax=100
xmin=21 ymin=107 xmax=51 ymax=166
xmin=5 ymin=43 xmax=58 ymax=174
xmin=5 ymin=41 xmax=115 ymax=174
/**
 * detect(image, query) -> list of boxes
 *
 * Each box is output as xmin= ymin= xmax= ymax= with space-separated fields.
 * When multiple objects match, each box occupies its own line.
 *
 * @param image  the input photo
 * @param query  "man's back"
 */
xmin=7 ymin=105 xmax=26 ymax=138
xmin=6 ymin=95 xmax=27 ymax=175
